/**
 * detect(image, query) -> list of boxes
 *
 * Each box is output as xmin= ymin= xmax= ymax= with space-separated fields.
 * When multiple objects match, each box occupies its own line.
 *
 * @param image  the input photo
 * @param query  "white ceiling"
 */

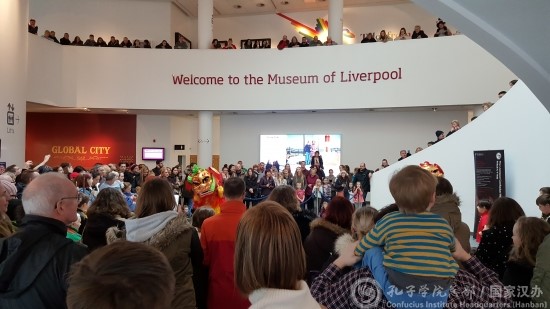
xmin=173 ymin=0 xmax=410 ymax=17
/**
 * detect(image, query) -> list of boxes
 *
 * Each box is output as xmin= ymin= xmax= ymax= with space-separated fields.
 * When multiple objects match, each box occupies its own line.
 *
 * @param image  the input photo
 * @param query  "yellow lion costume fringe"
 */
xmin=185 ymin=165 xmax=225 ymax=214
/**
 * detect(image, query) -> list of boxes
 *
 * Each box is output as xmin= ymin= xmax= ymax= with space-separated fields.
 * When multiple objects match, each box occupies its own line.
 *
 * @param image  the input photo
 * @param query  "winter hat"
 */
xmin=0 ymin=178 xmax=17 ymax=198
xmin=435 ymin=130 xmax=444 ymax=138
xmin=69 ymin=172 xmax=80 ymax=181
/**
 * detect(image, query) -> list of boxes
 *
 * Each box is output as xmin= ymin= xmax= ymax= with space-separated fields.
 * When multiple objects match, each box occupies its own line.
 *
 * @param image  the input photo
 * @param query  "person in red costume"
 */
xmin=185 ymin=166 xmax=224 ymax=214
xmin=476 ymin=200 xmax=491 ymax=243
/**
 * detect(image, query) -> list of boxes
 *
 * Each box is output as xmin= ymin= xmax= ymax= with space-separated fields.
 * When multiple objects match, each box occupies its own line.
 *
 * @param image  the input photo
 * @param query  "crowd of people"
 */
xmin=359 ymin=19 xmax=454 ymax=44
xmin=0 ymin=152 xmax=549 ymax=308
xmin=29 ymin=17 xmax=457 ymax=50
xmin=214 ymin=19 xmax=457 ymax=49
xmin=12 ymin=16 xmax=544 ymax=309
xmin=28 ymin=19 xmax=187 ymax=49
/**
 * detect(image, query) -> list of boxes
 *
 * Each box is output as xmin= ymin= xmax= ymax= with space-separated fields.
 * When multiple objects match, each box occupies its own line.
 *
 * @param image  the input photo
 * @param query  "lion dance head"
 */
xmin=185 ymin=165 xmax=224 ymax=214
xmin=419 ymin=161 xmax=445 ymax=177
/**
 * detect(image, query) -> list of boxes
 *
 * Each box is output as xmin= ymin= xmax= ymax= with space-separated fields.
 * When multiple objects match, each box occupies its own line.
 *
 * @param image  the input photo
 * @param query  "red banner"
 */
xmin=26 ymin=113 xmax=136 ymax=168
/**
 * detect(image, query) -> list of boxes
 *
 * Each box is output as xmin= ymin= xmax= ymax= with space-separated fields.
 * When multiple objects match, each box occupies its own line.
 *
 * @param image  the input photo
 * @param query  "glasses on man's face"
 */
xmin=55 ymin=194 xmax=82 ymax=209
xmin=60 ymin=195 xmax=82 ymax=203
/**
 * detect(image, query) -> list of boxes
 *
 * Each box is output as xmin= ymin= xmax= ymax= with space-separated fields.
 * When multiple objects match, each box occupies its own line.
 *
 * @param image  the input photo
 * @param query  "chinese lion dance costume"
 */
xmin=419 ymin=161 xmax=445 ymax=177
xmin=185 ymin=165 xmax=224 ymax=214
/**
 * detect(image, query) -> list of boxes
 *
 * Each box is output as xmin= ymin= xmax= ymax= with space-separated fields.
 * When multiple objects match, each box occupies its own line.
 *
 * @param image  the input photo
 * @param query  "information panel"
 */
xmin=473 ymin=150 xmax=506 ymax=232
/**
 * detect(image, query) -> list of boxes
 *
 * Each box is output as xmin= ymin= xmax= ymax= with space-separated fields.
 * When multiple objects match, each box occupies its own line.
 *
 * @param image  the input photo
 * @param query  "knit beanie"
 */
xmin=435 ymin=130 xmax=444 ymax=138
xmin=0 ymin=179 xmax=17 ymax=198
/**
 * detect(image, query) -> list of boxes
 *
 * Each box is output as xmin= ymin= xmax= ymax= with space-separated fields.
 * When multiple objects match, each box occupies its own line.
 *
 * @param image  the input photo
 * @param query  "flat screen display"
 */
xmin=142 ymin=147 xmax=165 ymax=160
xmin=260 ymin=134 xmax=341 ymax=173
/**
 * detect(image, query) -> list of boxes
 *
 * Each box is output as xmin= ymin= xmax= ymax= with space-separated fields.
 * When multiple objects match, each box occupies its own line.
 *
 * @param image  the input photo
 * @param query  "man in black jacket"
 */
xmin=352 ymin=162 xmax=373 ymax=201
xmin=0 ymin=173 xmax=88 ymax=308
xmin=28 ymin=19 xmax=38 ymax=34
xmin=152 ymin=160 xmax=163 ymax=176
xmin=411 ymin=25 xmax=428 ymax=39
xmin=60 ymin=33 xmax=71 ymax=45
xmin=49 ymin=30 xmax=60 ymax=43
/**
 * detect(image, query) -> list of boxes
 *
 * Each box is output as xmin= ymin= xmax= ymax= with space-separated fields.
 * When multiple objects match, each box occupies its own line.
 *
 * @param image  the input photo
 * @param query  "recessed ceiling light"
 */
xmin=257 ymin=3 xmax=265 ymax=7
xmin=233 ymin=4 xmax=242 ymax=9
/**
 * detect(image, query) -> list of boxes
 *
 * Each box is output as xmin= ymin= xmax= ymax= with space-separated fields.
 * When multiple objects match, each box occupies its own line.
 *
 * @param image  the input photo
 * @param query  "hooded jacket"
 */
xmin=0 ymin=215 xmax=88 ymax=308
xmin=106 ymin=211 xmax=206 ymax=309
xmin=304 ymin=218 xmax=349 ymax=276
xmin=431 ymin=193 xmax=471 ymax=253
xmin=82 ymin=212 xmax=125 ymax=252
xmin=292 ymin=209 xmax=317 ymax=243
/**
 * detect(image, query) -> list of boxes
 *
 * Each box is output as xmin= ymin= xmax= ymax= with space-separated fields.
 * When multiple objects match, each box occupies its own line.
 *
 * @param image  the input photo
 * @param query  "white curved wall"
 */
xmin=413 ymin=0 xmax=550 ymax=114
xmin=27 ymin=35 xmax=515 ymax=111
xmin=370 ymin=81 xmax=547 ymax=230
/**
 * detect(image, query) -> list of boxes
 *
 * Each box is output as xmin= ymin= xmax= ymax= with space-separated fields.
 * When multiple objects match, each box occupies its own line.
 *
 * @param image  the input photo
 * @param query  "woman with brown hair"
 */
xmin=292 ymin=167 xmax=306 ymax=191
xmin=67 ymin=241 xmax=176 ymax=309
xmin=430 ymin=177 xmax=471 ymax=253
xmin=503 ymin=217 xmax=550 ymax=305
xmin=106 ymin=178 xmax=206 ymax=309
xmin=333 ymin=170 xmax=351 ymax=199
xmin=475 ymin=196 xmax=525 ymax=279
xmin=244 ymin=168 xmax=258 ymax=208
xmin=138 ymin=164 xmax=150 ymax=188
xmin=159 ymin=166 xmax=171 ymax=180
xmin=283 ymin=163 xmax=293 ymax=178
xmin=234 ymin=201 xmax=321 ymax=308
xmin=75 ymin=173 xmax=95 ymax=205
xmin=82 ymin=188 xmax=130 ymax=252
xmin=167 ymin=165 xmax=183 ymax=195
xmin=268 ymin=185 xmax=316 ymax=242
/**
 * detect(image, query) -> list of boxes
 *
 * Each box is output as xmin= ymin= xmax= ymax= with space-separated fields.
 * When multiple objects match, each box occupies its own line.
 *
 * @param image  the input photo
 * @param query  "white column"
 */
xmin=198 ymin=0 xmax=213 ymax=50
xmin=328 ymin=0 xmax=344 ymax=44
xmin=197 ymin=1 xmax=214 ymax=167
xmin=198 ymin=111 xmax=213 ymax=167
xmin=0 ymin=0 xmax=28 ymax=166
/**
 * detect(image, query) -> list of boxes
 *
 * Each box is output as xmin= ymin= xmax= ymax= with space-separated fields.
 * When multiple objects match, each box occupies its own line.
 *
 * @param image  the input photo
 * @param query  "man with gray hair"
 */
xmin=0 ymin=173 xmax=88 ymax=308
xmin=98 ymin=171 xmax=122 ymax=191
